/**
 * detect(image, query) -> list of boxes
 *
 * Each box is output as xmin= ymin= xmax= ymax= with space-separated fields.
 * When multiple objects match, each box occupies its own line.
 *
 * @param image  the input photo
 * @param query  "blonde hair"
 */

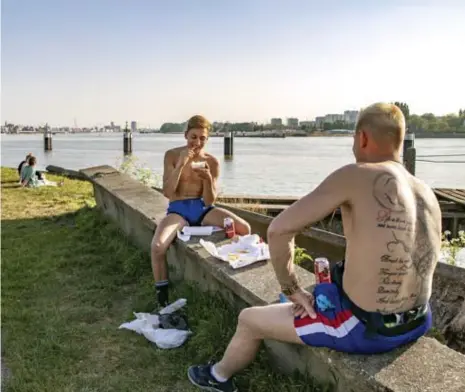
xmin=186 ymin=115 xmax=211 ymax=133
xmin=355 ymin=103 xmax=406 ymax=148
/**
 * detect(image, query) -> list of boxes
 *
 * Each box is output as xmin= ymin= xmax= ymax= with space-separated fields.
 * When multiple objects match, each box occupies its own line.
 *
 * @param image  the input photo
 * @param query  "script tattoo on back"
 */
xmin=372 ymin=172 xmax=435 ymax=311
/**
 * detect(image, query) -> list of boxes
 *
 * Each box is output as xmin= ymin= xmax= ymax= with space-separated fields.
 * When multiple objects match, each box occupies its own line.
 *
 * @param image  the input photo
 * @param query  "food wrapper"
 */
xmin=200 ymin=234 xmax=270 ymax=269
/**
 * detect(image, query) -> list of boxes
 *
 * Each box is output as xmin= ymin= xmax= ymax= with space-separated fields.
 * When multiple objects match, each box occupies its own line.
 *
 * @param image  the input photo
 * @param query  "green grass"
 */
xmin=1 ymin=167 xmax=321 ymax=392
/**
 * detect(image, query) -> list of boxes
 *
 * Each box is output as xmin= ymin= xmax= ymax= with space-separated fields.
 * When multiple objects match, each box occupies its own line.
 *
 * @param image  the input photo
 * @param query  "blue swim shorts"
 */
xmin=294 ymin=283 xmax=432 ymax=354
xmin=167 ymin=198 xmax=214 ymax=226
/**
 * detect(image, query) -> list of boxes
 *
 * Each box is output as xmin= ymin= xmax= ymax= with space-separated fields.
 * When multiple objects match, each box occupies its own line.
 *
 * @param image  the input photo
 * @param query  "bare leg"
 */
xmin=214 ymin=303 xmax=303 ymax=379
xmin=202 ymin=207 xmax=251 ymax=235
xmin=151 ymin=214 xmax=187 ymax=281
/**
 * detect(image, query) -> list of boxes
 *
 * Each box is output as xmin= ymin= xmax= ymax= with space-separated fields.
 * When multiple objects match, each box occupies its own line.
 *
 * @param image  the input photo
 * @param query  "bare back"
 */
xmin=342 ymin=162 xmax=442 ymax=314
xmin=164 ymin=146 xmax=218 ymax=202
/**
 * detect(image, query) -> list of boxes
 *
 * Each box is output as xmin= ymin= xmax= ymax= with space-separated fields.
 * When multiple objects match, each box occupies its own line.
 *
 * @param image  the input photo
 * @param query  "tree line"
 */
xmin=159 ymin=102 xmax=465 ymax=133
xmin=394 ymin=102 xmax=465 ymax=133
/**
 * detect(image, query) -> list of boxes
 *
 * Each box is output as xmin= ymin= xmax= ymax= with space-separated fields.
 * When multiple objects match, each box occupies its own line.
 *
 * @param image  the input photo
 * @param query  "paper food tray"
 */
xmin=199 ymin=236 xmax=270 ymax=269
xmin=182 ymin=226 xmax=223 ymax=236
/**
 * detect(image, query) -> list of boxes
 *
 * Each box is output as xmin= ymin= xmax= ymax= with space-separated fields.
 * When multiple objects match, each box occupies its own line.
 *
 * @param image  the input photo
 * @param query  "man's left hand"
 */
xmin=288 ymin=288 xmax=317 ymax=319
xmin=194 ymin=163 xmax=212 ymax=181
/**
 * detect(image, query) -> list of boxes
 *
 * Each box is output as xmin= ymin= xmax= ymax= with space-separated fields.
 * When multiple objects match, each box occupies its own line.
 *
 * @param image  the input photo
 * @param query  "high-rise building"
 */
xmin=343 ymin=110 xmax=359 ymax=124
xmin=286 ymin=118 xmax=299 ymax=128
xmin=270 ymin=118 xmax=283 ymax=127
xmin=131 ymin=121 xmax=137 ymax=132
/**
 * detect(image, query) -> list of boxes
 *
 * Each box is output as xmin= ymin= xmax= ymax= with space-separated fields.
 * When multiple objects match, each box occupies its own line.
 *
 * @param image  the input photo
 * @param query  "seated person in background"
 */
xmin=21 ymin=156 xmax=58 ymax=187
xmin=18 ymin=153 xmax=44 ymax=182
xmin=20 ymin=156 xmax=39 ymax=187
xmin=187 ymin=103 xmax=442 ymax=392
xmin=18 ymin=153 xmax=33 ymax=178
xmin=151 ymin=115 xmax=251 ymax=307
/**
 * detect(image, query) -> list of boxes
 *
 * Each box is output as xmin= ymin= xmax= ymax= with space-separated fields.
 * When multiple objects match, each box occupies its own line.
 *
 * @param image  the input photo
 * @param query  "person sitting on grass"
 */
xmin=18 ymin=153 xmax=44 ymax=182
xmin=187 ymin=103 xmax=442 ymax=392
xmin=20 ymin=156 xmax=60 ymax=188
xmin=18 ymin=152 xmax=32 ymax=179
xmin=151 ymin=115 xmax=251 ymax=308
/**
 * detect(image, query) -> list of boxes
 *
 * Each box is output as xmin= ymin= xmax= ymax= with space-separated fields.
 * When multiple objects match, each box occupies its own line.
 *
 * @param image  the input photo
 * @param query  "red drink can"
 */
xmin=224 ymin=217 xmax=235 ymax=239
xmin=314 ymin=257 xmax=331 ymax=284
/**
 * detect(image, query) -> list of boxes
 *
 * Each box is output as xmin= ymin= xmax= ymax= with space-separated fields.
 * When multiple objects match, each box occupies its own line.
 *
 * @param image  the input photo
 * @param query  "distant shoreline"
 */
xmin=2 ymin=131 xmax=465 ymax=139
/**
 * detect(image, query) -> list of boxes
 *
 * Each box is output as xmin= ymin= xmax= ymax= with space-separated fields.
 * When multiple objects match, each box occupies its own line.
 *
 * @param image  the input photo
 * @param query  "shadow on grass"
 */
xmin=1 ymin=206 xmax=322 ymax=392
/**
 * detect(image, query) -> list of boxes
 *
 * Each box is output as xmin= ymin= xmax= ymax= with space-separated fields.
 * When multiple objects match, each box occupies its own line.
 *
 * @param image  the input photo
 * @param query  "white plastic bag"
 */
xmin=119 ymin=312 xmax=160 ymax=334
xmin=119 ymin=300 xmax=191 ymax=349
xmin=145 ymin=328 xmax=192 ymax=349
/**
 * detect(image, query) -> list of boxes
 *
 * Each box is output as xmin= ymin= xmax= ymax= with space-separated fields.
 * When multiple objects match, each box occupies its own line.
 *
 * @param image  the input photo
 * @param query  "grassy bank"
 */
xmin=1 ymin=167 xmax=320 ymax=392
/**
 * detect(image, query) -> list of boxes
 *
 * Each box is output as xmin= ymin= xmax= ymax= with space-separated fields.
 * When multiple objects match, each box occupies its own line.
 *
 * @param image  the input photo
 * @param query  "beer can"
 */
xmin=314 ymin=257 xmax=331 ymax=284
xmin=224 ymin=217 xmax=235 ymax=239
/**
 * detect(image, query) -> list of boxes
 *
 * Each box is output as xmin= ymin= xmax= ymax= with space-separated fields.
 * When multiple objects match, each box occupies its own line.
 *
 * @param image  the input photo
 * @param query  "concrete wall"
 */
xmin=80 ymin=166 xmax=465 ymax=392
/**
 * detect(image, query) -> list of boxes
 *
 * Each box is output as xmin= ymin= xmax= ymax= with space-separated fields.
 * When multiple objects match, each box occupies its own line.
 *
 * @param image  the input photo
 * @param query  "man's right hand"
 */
xmin=177 ymin=148 xmax=195 ymax=168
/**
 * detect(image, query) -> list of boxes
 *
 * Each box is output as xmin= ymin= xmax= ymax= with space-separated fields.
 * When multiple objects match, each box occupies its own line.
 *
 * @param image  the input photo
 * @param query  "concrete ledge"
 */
xmin=81 ymin=165 xmax=465 ymax=392
xmin=46 ymin=165 xmax=88 ymax=181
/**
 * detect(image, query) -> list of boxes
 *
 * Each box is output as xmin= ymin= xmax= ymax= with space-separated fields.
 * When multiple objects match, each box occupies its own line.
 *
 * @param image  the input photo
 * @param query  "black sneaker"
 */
xmin=187 ymin=362 xmax=238 ymax=392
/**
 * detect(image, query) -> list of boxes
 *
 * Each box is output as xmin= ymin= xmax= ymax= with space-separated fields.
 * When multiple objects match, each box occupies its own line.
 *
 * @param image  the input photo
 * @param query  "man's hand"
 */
xmin=193 ymin=162 xmax=212 ymax=181
xmin=177 ymin=148 xmax=195 ymax=168
xmin=288 ymin=288 xmax=317 ymax=319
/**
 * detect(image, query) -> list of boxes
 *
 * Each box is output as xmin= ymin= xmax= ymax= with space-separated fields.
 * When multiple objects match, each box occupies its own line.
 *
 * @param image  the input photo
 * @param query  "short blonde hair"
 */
xmin=355 ymin=103 xmax=406 ymax=148
xmin=186 ymin=115 xmax=211 ymax=133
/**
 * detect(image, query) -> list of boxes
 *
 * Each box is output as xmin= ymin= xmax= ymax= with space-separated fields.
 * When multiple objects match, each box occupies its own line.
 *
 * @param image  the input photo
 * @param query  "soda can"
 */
xmin=314 ymin=257 xmax=331 ymax=284
xmin=224 ymin=217 xmax=235 ymax=239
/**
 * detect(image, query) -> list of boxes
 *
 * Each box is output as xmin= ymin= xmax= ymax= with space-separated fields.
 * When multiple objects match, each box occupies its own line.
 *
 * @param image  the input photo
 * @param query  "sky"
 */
xmin=1 ymin=0 xmax=465 ymax=128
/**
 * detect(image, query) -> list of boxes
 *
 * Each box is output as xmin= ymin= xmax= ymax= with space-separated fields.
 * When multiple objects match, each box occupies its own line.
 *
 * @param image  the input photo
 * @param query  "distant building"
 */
xmin=287 ymin=118 xmax=299 ymax=128
xmin=324 ymin=114 xmax=344 ymax=123
xmin=315 ymin=116 xmax=325 ymax=127
xmin=270 ymin=118 xmax=283 ymax=127
xmin=299 ymin=121 xmax=315 ymax=128
xmin=131 ymin=121 xmax=137 ymax=132
xmin=343 ymin=110 xmax=359 ymax=124
xmin=110 ymin=121 xmax=115 ymax=130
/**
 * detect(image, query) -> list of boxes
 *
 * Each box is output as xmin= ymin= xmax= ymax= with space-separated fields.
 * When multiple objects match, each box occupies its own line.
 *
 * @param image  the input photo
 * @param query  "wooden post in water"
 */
xmin=403 ymin=132 xmax=415 ymax=175
xmin=405 ymin=147 xmax=416 ymax=175
xmin=44 ymin=126 xmax=52 ymax=151
xmin=224 ymin=130 xmax=233 ymax=158
xmin=123 ymin=122 xmax=132 ymax=154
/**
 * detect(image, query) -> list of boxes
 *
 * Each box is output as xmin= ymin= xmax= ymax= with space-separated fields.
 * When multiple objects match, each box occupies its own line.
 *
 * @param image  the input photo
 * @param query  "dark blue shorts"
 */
xmin=294 ymin=283 xmax=432 ymax=354
xmin=167 ymin=198 xmax=214 ymax=226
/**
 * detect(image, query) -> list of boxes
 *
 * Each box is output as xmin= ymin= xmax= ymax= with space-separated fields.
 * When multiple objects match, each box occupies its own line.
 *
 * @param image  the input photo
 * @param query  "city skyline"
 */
xmin=2 ymin=0 xmax=465 ymax=128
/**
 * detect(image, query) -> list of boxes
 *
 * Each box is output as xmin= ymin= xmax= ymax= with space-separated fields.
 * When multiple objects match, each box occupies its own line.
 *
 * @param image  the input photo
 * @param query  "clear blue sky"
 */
xmin=1 ymin=0 xmax=464 ymax=128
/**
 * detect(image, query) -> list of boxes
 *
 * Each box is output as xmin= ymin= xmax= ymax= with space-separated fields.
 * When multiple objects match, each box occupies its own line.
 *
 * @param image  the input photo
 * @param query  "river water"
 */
xmin=2 ymin=133 xmax=464 ymax=195
xmin=2 ymin=133 xmax=465 ymax=266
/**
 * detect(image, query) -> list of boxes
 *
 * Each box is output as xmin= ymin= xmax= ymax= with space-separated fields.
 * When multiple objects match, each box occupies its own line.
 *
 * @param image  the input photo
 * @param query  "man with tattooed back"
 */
xmin=187 ymin=103 xmax=441 ymax=392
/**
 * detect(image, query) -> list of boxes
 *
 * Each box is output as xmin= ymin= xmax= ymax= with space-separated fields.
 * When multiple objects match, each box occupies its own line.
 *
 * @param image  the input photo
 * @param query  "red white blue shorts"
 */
xmin=294 ymin=283 xmax=432 ymax=354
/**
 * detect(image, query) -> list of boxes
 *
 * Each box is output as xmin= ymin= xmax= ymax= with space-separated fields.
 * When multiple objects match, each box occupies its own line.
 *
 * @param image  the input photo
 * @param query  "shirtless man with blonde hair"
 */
xmin=152 ymin=115 xmax=251 ymax=307
xmin=187 ymin=103 xmax=441 ymax=392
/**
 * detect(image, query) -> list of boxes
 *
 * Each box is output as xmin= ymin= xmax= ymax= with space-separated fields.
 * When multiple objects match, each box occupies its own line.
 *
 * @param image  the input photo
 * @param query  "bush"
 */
xmin=441 ymin=230 xmax=465 ymax=266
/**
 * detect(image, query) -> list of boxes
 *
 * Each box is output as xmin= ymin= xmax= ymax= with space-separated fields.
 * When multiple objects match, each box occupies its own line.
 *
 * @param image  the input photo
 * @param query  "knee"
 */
xmin=238 ymin=307 xmax=259 ymax=332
